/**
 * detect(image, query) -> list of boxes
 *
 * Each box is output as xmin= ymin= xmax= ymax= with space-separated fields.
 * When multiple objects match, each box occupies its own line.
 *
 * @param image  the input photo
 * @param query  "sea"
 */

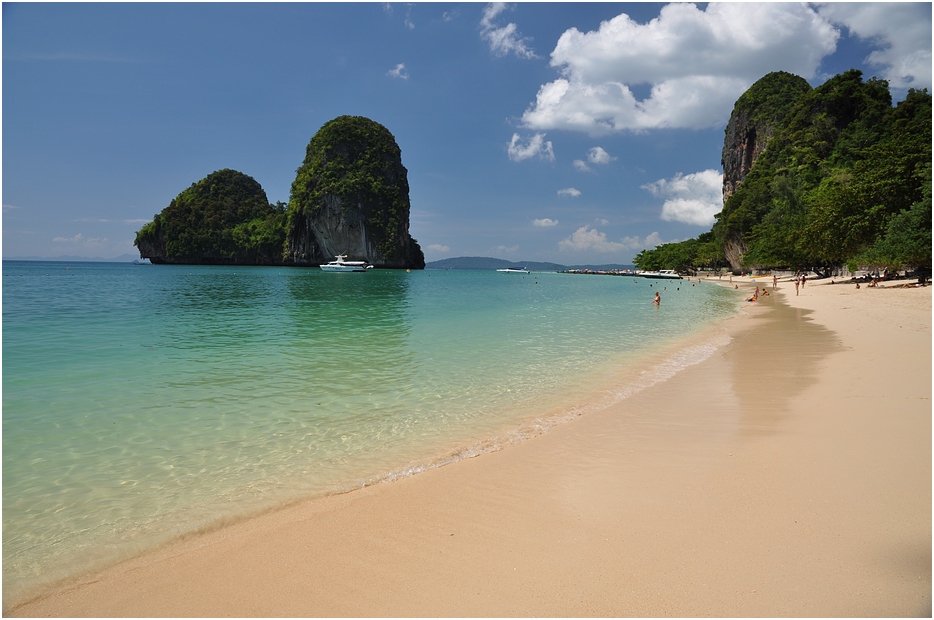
xmin=2 ymin=260 xmax=741 ymax=607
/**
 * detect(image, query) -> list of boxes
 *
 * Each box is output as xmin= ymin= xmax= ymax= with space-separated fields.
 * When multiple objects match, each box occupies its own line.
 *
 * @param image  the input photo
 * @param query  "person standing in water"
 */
xmin=653 ymin=291 xmax=661 ymax=306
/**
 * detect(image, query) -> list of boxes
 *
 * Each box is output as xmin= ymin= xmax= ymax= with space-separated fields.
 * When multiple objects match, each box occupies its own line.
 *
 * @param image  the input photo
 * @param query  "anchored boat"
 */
xmin=320 ymin=254 xmax=372 ymax=272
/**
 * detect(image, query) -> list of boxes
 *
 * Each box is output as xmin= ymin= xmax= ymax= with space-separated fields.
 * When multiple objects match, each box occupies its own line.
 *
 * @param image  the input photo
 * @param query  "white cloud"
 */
xmin=532 ymin=218 xmax=559 ymax=227
xmin=587 ymin=146 xmax=615 ymax=165
xmin=428 ymin=243 xmax=450 ymax=253
xmin=557 ymin=188 xmax=581 ymax=197
xmin=560 ymin=227 xmax=673 ymax=255
xmin=817 ymin=3 xmax=932 ymax=90
xmin=522 ymin=3 xmax=842 ymax=135
xmin=595 ymin=218 xmax=609 ymax=226
xmin=642 ymin=169 xmax=723 ymax=226
xmin=480 ymin=3 xmax=538 ymax=59
xmin=507 ymin=132 xmax=555 ymax=162
xmin=558 ymin=226 xmax=627 ymax=253
xmin=573 ymin=159 xmax=591 ymax=172
xmin=388 ymin=63 xmax=409 ymax=80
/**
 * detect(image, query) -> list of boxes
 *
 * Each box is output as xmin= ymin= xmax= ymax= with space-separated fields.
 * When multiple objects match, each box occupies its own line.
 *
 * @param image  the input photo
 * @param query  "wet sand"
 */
xmin=9 ymin=279 xmax=931 ymax=617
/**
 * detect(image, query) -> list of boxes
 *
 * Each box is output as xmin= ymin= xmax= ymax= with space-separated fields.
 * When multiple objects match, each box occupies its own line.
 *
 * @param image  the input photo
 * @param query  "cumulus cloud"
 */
xmin=587 ymin=146 xmax=615 ymax=165
xmin=427 ymin=243 xmax=450 ymax=253
xmin=532 ymin=218 xmax=559 ymax=227
xmin=480 ymin=3 xmax=538 ymax=59
xmin=388 ymin=63 xmax=409 ymax=79
xmin=817 ymin=3 xmax=932 ymax=90
xmin=642 ymin=169 xmax=723 ymax=226
xmin=559 ymin=227 xmax=672 ymax=254
xmin=557 ymin=187 xmax=581 ymax=197
xmin=558 ymin=226 xmax=628 ymax=253
xmin=507 ymin=132 xmax=555 ymax=162
xmin=574 ymin=146 xmax=616 ymax=172
xmin=522 ymin=3 xmax=842 ymax=135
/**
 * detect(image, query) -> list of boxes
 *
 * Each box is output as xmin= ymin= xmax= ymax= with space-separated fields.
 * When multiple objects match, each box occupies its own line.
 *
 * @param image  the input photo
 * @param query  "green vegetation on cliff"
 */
xmin=135 ymin=169 xmax=286 ymax=264
xmin=635 ymin=70 xmax=931 ymax=277
xmin=288 ymin=115 xmax=422 ymax=264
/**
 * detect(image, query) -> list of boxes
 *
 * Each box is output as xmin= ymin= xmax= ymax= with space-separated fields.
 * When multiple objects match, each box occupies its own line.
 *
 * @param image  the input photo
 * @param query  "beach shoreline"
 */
xmin=8 ymin=278 xmax=931 ymax=617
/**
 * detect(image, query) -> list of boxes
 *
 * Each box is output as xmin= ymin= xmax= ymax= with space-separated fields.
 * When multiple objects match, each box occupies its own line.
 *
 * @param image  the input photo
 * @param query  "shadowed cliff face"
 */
xmin=286 ymin=116 xmax=425 ymax=269
xmin=721 ymin=110 xmax=768 ymax=270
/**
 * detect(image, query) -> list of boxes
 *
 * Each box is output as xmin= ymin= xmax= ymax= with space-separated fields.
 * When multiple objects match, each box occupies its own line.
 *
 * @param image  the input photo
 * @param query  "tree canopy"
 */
xmin=634 ymin=70 xmax=931 ymax=277
xmin=135 ymin=169 xmax=286 ymax=264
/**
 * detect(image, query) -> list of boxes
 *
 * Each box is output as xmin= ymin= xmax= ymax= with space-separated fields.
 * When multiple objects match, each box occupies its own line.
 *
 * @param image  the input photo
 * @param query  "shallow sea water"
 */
xmin=2 ymin=261 xmax=740 ymax=604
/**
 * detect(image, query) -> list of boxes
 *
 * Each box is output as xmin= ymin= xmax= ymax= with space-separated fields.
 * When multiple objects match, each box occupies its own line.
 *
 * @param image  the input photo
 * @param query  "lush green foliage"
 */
xmin=633 ymin=232 xmax=725 ymax=273
xmin=288 ymin=115 xmax=413 ymax=258
xmin=135 ymin=169 xmax=286 ymax=264
xmin=637 ymin=70 xmax=931 ymax=275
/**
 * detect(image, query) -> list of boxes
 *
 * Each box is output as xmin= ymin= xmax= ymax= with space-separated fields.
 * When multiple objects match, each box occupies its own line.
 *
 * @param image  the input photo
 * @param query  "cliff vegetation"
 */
xmin=134 ymin=169 xmax=286 ymax=265
xmin=634 ymin=70 xmax=932 ymax=278
xmin=286 ymin=115 xmax=424 ymax=268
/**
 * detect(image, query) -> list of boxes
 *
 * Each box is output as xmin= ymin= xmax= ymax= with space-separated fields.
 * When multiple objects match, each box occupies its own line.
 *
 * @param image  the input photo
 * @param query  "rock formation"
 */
xmin=135 ymin=169 xmax=285 ymax=265
xmin=719 ymin=72 xmax=811 ymax=271
xmin=285 ymin=116 xmax=424 ymax=269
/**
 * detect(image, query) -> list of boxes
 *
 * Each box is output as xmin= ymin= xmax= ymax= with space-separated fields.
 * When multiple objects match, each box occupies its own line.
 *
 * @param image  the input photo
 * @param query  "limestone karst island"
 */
xmin=134 ymin=116 xmax=425 ymax=269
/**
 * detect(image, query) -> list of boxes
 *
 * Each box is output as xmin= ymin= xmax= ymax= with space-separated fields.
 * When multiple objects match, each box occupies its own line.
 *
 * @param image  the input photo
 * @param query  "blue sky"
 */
xmin=3 ymin=2 xmax=931 ymax=264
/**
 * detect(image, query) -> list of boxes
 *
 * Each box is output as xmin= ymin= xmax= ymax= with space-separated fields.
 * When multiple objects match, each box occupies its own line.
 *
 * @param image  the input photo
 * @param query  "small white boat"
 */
xmin=639 ymin=269 xmax=681 ymax=279
xmin=496 ymin=267 xmax=530 ymax=274
xmin=132 ymin=258 xmax=152 ymax=265
xmin=320 ymin=254 xmax=372 ymax=272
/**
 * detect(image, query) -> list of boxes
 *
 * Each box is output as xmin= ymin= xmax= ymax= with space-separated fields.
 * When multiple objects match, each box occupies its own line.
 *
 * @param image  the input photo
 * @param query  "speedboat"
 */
xmin=639 ymin=269 xmax=681 ymax=279
xmin=320 ymin=254 xmax=372 ymax=272
xmin=496 ymin=267 xmax=530 ymax=274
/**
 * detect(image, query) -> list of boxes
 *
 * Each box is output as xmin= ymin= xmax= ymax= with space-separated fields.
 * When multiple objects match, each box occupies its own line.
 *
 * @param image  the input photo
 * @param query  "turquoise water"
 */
xmin=3 ymin=261 xmax=739 ymax=605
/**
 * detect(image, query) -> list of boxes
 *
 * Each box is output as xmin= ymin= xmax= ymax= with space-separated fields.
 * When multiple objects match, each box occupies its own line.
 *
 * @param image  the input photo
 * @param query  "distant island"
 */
xmin=134 ymin=116 xmax=424 ymax=269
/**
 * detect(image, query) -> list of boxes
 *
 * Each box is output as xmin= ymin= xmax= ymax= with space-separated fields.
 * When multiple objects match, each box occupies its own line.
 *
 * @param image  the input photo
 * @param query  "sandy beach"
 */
xmin=9 ymin=277 xmax=931 ymax=617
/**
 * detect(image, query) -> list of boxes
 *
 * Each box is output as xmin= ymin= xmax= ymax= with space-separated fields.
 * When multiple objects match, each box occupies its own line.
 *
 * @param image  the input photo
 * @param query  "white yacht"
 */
xmin=320 ymin=254 xmax=371 ymax=272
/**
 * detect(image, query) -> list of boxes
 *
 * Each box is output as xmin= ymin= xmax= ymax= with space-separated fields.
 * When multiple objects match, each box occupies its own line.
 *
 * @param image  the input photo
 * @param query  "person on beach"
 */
xmin=773 ymin=275 xmax=777 ymax=289
xmin=800 ymin=274 xmax=806 ymax=288
xmin=653 ymin=291 xmax=660 ymax=306
xmin=795 ymin=278 xmax=800 ymax=295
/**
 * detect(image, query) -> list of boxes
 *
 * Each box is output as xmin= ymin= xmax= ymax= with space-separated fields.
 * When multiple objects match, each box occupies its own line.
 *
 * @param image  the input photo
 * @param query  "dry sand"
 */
xmin=9 ymin=278 xmax=931 ymax=617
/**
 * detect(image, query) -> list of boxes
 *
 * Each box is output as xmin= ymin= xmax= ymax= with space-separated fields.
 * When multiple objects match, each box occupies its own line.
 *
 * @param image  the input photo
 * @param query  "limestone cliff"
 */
xmin=286 ymin=116 xmax=424 ymax=269
xmin=719 ymin=72 xmax=811 ymax=271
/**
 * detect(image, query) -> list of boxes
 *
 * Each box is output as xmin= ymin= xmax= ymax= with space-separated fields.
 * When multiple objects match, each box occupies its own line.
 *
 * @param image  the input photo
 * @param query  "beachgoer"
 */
xmin=653 ymin=291 xmax=660 ymax=306
xmin=856 ymin=282 xmax=860 ymax=289
xmin=795 ymin=278 xmax=800 ymax=296
xmin=801 ymin=274 xmax=806 ymax=287
xmin=773 ymin=275 xmax=777 ymax=289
